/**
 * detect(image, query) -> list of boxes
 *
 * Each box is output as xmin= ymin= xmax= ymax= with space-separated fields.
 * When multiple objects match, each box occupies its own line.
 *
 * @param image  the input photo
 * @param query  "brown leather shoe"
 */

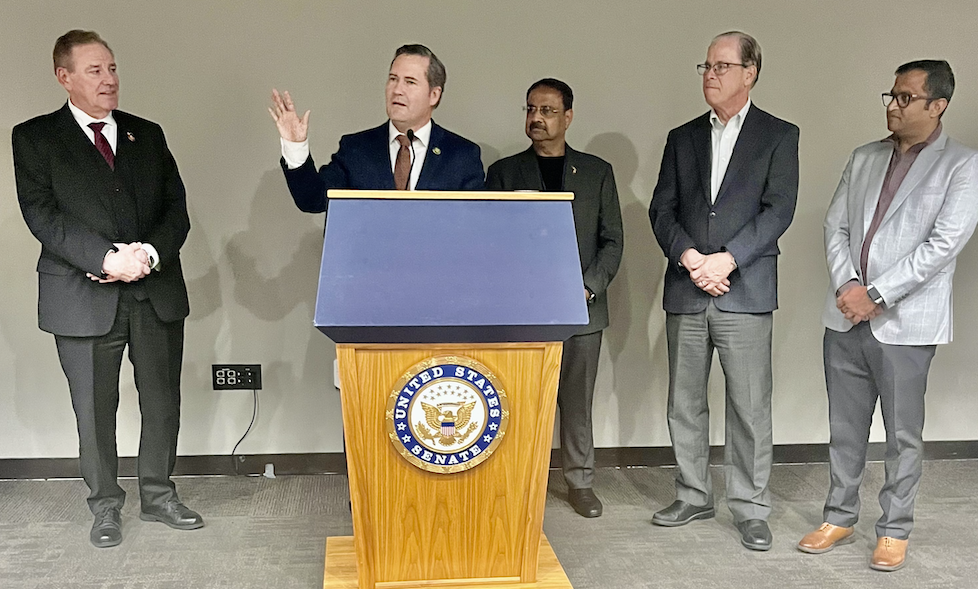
xmin=797 ymin=522 xmax=855 ymax=554
xmin=871 ymin=536 xmax=908 ymax=571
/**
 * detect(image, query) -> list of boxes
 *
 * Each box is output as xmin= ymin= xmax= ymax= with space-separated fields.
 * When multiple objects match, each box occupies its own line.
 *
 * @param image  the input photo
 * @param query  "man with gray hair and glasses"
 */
xmin=798 ymin=60 xmax=978 ymax=572
xmin=649 ymin=31 xmax=799 ymax=551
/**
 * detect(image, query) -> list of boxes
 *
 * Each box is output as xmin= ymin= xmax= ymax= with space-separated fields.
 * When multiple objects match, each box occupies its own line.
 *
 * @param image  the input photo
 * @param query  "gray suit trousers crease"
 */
xmin=55 ymin=291 xmax=185 ymax=515
xmin=665 ymin=302 xmax=774 ymax=522
xmin=557 ymin=330 xmax=603 ymax=489
xmin=822 ymin=324 xmax=935 ymax=540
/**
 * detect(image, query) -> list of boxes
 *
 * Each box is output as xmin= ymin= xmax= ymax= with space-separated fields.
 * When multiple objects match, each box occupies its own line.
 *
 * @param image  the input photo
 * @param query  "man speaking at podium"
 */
xmin=486 ymin=78 xmax=623 ymax=518
xmin=269 ymin=44 xmax=484 ymax=208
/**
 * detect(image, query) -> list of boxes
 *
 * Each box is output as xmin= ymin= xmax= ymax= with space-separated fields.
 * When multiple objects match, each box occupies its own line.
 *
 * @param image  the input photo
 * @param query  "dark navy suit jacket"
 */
xmin=281 ymin=121 xmax=484 ymax=213
xmin=649 ymin=105 xmax=799 ymax=314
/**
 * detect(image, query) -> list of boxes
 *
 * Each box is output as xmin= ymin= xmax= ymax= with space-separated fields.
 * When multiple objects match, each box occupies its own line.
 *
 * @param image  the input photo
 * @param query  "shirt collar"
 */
xmin=710 ymin=98 xmax=752 ymax=129
xmin=389 ymin=119 xmax=432 ymax=147
xmin=67 ymin=99 xmax=116 ymax=129
xmin=882 ymin=122 xmax=943 ymax=153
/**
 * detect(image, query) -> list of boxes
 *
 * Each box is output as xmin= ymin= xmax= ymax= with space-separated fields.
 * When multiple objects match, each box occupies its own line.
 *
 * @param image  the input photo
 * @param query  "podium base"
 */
xmin=323 ymin=534 xmax=573 ymax=589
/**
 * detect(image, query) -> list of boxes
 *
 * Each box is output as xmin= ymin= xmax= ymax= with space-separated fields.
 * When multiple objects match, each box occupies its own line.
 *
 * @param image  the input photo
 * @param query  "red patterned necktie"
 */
xmin=88 ymin=122 xmax=115 ymax=170
xmin=393 ymin=134 xmax=411 ymax=190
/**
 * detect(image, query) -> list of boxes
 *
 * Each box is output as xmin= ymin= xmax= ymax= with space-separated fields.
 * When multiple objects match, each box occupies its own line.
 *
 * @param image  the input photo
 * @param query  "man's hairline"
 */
xmin=58 ymin=41 xmax=114 ymax=74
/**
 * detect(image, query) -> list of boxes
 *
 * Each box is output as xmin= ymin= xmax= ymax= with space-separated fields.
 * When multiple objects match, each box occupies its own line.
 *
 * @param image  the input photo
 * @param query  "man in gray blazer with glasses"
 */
xmin=798 ymin=60 xmax=978 ymax=572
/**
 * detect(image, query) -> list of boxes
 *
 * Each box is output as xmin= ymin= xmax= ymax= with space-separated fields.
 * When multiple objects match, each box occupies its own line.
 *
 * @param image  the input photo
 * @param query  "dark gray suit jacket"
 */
xmin=13 ymin=103 xmax=190 ymax=337
xmin=486 ymin=145 xmax=623 ymax=334
xmin=649 ymin=104 xmax=799 ymax=314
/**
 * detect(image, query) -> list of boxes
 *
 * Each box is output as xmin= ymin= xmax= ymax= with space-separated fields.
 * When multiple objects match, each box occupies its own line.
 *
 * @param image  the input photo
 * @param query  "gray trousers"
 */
xmin=557 ymin=331 xmax=603 ymax=489
xmin=665 ymin=303 xmax=773 ymax=522
xmin=822 ymin=324 xmax=936 ymax=540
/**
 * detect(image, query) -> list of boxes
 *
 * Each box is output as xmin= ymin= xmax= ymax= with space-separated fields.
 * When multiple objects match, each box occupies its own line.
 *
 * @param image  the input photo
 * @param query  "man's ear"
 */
xmin=56 ymin=67 xmax=71 ymax=90
xmin=429 ymin=86 xmax=442 ymax=108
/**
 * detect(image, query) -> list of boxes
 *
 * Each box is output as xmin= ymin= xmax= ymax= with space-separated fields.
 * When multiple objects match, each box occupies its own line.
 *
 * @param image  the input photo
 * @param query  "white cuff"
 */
xmin=140 ymin=243 xmax=161 ymax=270
xmin=281 ymin=138 xmax=310 ymax=169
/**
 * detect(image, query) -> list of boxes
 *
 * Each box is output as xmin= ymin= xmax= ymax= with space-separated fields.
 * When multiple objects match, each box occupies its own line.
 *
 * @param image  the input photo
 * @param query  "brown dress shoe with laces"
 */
xmin=797 ymin=522 xmax=855 ymax=554
xmin=871 ymin=536 xmax=908 ymax=571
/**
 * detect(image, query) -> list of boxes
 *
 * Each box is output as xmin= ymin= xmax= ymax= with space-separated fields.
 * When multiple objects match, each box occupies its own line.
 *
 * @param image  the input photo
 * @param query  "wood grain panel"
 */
xmin=336 ymin=343 xmax=563 ymax=587
xmin=324 ymin=534 xmax=572 ymax=589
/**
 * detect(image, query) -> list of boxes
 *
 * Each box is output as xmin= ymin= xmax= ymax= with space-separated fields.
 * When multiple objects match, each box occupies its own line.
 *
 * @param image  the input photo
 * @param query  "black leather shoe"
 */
xmin=736 ymin=519 xmax=772 ymax=551
xmin=568 ymin=488 xmax=603 ymax=518
xmin=140 ymin=500 xmax=204 ymax=530
xmin=652 ymin=500 xmax=715 ymax=527
xmin=90 ymin=507 xmax=122 ymax=548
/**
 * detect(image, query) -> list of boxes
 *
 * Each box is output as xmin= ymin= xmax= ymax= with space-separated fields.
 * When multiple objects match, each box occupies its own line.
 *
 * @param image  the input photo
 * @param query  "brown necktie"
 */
xmin=88 ymin=122 xmax=114 ymax=170
xmin=393 ymin=134 xmax=411 ymax=190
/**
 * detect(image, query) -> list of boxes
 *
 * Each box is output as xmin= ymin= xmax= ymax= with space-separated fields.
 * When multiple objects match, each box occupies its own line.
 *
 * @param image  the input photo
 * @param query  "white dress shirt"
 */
xmin=281 ymin=120 xmax=433 ymax=191
xmin=709 ymin=98 xmax=751 ymax=203
xmin=67 ymin=100 xmax=160 ymax=270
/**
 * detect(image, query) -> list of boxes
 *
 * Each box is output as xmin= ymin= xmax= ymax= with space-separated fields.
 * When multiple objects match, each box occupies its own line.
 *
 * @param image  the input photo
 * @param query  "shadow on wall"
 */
xmin=584 ymin=133 xmax=667 ymax=443
xmin=181 ymin=168 xmax=336 ymax=452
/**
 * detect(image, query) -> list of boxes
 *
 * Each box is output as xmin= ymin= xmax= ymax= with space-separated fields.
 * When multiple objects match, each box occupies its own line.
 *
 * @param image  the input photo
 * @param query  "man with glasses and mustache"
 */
xmin=486 ymin=78 xmax=623 ymax=518
xmin=649 ymin=31 xmax=799 ymax=551
xmin=798 ymin=60 xmax=978 ymax=572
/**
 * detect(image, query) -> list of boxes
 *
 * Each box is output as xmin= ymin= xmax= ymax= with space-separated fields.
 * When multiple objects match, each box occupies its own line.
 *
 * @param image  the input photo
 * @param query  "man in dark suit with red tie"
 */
xmin=12 ymin=30 xmax=202 ymax=548
xmin=268 ymin=44 xmax=484 ymax=209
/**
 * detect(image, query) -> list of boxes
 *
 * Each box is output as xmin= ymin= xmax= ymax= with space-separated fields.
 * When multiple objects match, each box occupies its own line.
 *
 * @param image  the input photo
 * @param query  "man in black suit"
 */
xmin=649 ymin=32 xmax=798 ymax=550
xmin=486 ymin=78 xmax=623 ymax=518
xmin=269 ymin=44 xmax=484 ymax=210
xmin=12 ymin=30 xmax=202 ymax=548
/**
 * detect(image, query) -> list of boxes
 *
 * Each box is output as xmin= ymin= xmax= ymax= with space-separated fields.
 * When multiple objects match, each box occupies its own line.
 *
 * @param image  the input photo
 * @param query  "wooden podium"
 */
xmin=316 ymin=190 xmax=587 ymax=589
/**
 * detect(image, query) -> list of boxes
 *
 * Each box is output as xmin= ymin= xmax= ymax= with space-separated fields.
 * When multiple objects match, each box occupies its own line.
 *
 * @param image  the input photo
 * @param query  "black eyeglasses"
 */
xmin=697 ymin=62 xmax=748 ymax=76
xmin=882 ymin=92 xmax=933 ymax=108
xmin=523 ymin=105 xmax=562 ymax=117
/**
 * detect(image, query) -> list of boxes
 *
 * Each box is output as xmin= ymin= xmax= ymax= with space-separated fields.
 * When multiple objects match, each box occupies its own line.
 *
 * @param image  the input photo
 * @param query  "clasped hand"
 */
xmin=87 ymin=242 xmax=151 ymax=283
xmin=836 ymin=285 xmax=882 ymax=325
xmin=682 ymin=249 xmax=733 ymax=297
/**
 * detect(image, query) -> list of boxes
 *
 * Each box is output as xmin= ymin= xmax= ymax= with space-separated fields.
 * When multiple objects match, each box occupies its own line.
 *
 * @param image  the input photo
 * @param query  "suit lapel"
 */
xmin=54 ymin=105 xmax=112 ymax=173
xmin=861 ymin=144 xmax=894 ymax=237
xmin=562 ymin=145 xmax=584 ymax=195
xmin=715 ymin=105 xmax=760 ymax=203
xmin=416 ymin=122 xmax=444 ymax=190
xmin=692 ymin=115 xmax=712 ymax=204
xmin=518 ymin=147 xmax=545 ymax=190
xmin=879 ymin=133 xmax=946 ymax=228
xmin=370 ymin=124 xmax=395 ymax=189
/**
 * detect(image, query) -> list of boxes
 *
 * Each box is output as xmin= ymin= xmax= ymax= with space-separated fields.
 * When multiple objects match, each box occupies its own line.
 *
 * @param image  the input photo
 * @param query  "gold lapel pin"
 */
xmin=432 ymin=147 xmax=441 ymax=155
xmin=126 ymin=131 xmax=136 ymax=142
xmin=571 ymin=166 xmax=577 ymax=174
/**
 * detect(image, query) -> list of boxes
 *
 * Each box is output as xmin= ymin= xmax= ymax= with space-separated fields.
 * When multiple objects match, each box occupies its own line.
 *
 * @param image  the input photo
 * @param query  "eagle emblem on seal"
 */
xmin=418 ymin=401 xmax=479 ymax=446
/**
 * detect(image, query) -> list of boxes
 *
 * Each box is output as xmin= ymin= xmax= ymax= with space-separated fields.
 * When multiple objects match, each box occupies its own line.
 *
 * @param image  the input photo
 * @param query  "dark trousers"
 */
xmin=822 ymin=324 xmax=936 ymax=540
xmin=55 ymin=291 xmax=184 ymax=515
xmin=557 ymin=330 xmax=603 ymax=489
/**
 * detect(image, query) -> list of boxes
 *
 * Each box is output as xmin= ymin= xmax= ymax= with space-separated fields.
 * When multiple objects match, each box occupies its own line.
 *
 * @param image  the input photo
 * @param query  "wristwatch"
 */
xmin=586 ymin=288 xmax=596 ymax=304
xmin=866 ymin=285 xmax=884 ymax=305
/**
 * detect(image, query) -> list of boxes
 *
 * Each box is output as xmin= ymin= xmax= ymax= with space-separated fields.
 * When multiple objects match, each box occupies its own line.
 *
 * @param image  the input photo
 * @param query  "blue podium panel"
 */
xmin=314 ymin=194 xmax=588 ymax=343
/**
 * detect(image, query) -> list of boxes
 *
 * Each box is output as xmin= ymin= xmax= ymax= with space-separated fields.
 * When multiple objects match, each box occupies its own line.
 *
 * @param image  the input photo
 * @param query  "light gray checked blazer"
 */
xmin=822 ymin=130 xmax=978 ymax=345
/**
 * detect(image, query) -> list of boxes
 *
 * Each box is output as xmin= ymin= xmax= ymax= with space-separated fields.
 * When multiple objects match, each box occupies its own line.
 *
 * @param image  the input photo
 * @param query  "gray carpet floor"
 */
xmin=1 ymin=460 xmax=975 ymax=588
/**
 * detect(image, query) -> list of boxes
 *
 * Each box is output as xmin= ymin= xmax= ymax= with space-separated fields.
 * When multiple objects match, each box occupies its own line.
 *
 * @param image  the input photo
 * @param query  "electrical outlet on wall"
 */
xmin=212 ymin=364 xmax=262 ymax=390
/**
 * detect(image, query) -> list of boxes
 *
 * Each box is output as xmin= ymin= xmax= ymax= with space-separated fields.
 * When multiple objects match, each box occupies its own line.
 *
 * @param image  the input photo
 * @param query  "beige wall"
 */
xmin=3 ymin=1 xmax=978 ymax=460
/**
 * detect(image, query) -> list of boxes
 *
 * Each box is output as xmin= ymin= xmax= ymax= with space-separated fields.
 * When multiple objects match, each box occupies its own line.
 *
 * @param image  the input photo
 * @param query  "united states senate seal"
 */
xmin=386 ymin=355 xmax=510 ymax=474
